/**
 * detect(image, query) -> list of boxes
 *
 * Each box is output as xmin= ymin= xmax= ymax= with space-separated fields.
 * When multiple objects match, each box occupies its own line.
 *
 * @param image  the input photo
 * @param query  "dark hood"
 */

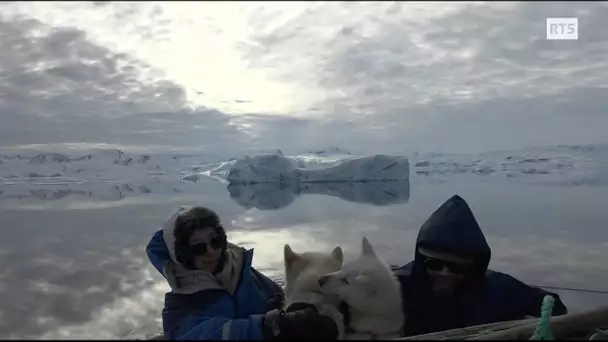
xmin=414 ymin=195 xmax=491 ymax=284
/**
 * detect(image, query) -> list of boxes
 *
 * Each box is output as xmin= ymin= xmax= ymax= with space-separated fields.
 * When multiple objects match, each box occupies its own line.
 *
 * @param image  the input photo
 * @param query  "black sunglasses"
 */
xmin=424 ymin=257 xmax=469 ymax=274
xmin=190 ymin=236 xmax=223 ymax=256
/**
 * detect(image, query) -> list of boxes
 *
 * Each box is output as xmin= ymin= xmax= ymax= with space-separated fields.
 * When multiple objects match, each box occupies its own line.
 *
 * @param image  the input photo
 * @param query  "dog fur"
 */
xmin=319 ymin=237 xmax=405 ymax=340
xmin=283 ymin=244 xmax=346 ymax=339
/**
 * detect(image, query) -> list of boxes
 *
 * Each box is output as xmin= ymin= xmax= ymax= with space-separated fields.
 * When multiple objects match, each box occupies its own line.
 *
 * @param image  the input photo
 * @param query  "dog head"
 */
xmin=318 ymin=237 xmax=399 ymax=313
xmin=284 ymin=244 xmax=343 ymax=293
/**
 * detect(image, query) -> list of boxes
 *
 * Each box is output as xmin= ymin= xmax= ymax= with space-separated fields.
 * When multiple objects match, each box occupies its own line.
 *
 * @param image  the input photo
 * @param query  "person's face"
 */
xmin=420 ymin=248 xmax=474 ymax=296
xmin=188 ymin=228 xmax=223 ymax=273
xmin=425 ymin=257 xmax=469 ymax=295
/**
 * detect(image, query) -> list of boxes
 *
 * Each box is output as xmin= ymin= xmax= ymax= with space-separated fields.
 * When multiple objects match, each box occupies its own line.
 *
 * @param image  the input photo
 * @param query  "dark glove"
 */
xmin=263 ymin=303 xmax=339 ymax=340
xmin=265 ymin=293 xmax=286 ymax=312
xmin=339 ymin=301 xmax=351 ymax=327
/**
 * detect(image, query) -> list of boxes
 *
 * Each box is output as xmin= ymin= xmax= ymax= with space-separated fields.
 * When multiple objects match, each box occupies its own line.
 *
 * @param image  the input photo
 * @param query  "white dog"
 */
xmin=319 ymin=237 xmax=405 ymax=340
xmin=283 ymin=244 xmax=346 ymax=339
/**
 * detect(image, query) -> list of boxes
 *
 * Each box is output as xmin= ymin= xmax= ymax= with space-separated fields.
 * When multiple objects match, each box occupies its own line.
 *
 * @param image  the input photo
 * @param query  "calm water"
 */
xmin=1 ymin=175 xmax=608 ymax=338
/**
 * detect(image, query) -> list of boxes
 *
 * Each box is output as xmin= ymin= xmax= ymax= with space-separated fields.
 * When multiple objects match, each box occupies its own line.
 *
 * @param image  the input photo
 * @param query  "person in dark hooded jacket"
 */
xmin=146 ymin=206 xmax=340 ymax=340
xmin=393 ymin=195 xmax=568 ymax=337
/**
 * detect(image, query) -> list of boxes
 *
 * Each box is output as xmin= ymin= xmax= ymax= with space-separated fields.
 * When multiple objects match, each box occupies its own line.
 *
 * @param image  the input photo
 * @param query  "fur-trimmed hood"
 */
xmin=148 ymin=207 xmax=245 ymax=294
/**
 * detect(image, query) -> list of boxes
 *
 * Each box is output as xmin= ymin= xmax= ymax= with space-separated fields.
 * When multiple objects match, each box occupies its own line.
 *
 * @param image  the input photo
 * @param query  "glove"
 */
xmin=265 ymin=293 xmax=286 ymax=312
xmin=263 ymin=303 xmax=339 ymax=340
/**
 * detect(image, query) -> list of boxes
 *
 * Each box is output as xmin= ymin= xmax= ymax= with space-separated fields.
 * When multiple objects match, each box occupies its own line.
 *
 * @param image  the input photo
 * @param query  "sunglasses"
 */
xmin=189 ymin=236 xmax=223 ymax=256
xmin=424 ymin=257 xmax=469 ymax=274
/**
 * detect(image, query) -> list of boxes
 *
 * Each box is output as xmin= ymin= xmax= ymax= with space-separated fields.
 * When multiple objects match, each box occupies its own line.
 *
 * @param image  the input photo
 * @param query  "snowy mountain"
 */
xmin=0 ymin=144 xmax=606 ymax=206
xmin=0 ymin=149 xmax=218 ymax=183
xmin=410 ymin=144 xmax=608 ymax=186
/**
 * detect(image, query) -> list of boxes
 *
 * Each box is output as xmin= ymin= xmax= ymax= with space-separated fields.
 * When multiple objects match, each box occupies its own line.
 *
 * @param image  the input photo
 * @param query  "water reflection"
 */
xmin=1 ymin=178 xmax=608 ymax=338
xmin=0 ymin=205 xmax=170 ymax=339
xmin=227 ymin=180 xmax=410 ymax=210
xmin=0 ymin=178 xmax=236 ymax=212
xmin=228 ymin=179 xmax=608 ymax=314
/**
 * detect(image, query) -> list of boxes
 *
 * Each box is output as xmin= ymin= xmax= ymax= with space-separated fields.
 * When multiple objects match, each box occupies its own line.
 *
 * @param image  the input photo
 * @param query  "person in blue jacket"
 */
xmin=393 ymin=195 xmax=568 ymax=337
xmin=146 ymin=206 xmax=339 ymax=340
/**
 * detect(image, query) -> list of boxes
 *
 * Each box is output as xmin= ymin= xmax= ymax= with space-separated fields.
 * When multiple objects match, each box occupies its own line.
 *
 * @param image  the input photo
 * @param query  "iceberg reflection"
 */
xmin=227 ymin=180 xmax=410 ymax=210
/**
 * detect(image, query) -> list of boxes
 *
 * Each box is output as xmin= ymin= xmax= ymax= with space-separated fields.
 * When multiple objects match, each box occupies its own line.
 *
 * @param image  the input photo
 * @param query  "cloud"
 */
xmin=235 ymin=2 xmax=608 ymax=152
xmin=233 ymin=3 xmax=607 ymax=151
xmin=0 ymin=16 xmax=186 ymax=145
xmin=0 ymin=12 xmax=360 ymax=155
xmin=240 ymin=2 xmax=608 ymax=104
xmin=2 ymin=2 xmax=607 ymax=154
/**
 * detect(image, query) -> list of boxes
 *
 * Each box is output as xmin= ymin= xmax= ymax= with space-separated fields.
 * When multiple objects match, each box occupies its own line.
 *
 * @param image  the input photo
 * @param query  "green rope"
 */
xmin=530 ymin=295 xmax=555 ymax=340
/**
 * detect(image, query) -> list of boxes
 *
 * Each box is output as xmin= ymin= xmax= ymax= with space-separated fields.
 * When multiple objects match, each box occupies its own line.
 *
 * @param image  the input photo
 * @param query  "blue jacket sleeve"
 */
xmin=164 ymin=294 xmax=266 ymax=340
xmin=146 ymin=229 xmax=170 ymax=275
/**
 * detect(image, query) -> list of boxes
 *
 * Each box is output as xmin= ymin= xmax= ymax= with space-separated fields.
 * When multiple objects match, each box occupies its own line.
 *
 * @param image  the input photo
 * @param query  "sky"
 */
xmin=0 ymin=1 xmax=607 ymax=155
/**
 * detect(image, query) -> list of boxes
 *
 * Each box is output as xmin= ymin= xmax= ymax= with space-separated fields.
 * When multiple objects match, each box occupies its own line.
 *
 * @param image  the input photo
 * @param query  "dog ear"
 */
xmin=361 ymin=237 xmax=377 ymax=257
xmin=331 ymin=246 xmax=343 ymax=264
xmin=284 ymin=244 xmax=298 ymax=264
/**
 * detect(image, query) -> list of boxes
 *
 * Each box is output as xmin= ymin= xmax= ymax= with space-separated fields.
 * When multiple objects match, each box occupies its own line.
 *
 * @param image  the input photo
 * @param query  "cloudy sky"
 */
xmin=0 ymin=1 xmax=606 ymax=155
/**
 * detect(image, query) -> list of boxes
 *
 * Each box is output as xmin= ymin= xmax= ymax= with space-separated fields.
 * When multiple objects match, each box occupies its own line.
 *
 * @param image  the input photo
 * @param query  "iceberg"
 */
xmin=226 ymin=153 xmax=410 ymax=184
xmin=227 ymin=180 xmax=410 ymax=210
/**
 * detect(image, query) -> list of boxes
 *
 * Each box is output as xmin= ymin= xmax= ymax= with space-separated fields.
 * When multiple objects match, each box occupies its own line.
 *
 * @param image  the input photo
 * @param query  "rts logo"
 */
xmin=546 ymin=18 xmax=578 ymax=40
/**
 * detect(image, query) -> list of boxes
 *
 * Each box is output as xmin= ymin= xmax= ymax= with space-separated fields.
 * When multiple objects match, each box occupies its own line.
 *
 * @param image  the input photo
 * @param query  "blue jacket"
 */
xmin=393 ymin=195 xmax=568 ymax=337
xmin=146 ymin=229 xmax=284 ymax=340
